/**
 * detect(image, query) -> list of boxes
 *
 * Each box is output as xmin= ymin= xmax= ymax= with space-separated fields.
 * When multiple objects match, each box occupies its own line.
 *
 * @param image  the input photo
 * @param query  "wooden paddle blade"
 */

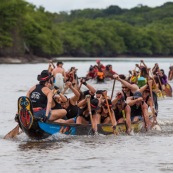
xmin=165 ymin=83 xmax=172 ymax=97
xmin=3 ymin=125 xmax=20 ymax=139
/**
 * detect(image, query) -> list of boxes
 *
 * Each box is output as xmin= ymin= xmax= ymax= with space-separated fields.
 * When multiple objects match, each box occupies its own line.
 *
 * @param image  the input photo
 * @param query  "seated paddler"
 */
xmin=26 ymin=70 xmax=67 ymax=122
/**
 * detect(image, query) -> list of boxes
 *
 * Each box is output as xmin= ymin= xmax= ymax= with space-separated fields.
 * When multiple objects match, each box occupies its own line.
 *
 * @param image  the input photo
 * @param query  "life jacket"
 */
xmin=97 ymin=71 xmax=104 ymax=79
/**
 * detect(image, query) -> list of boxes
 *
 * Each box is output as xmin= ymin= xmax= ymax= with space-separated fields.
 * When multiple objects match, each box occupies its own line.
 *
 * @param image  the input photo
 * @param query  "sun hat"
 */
xmin=37 ymin=70 xmax=53 ymax=82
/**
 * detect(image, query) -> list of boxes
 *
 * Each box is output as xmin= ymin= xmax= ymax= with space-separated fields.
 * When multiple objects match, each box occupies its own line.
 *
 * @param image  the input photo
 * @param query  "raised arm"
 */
xmin=113 ymin=74 xmax=139 ymax=93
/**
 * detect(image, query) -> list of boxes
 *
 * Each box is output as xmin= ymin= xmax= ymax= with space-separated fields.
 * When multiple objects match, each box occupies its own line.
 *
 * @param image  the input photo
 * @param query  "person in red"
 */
xmin=96 ymin=59 xmax=105 ymax=71
xmin=104 ymin=64 xmax=117 ymax=79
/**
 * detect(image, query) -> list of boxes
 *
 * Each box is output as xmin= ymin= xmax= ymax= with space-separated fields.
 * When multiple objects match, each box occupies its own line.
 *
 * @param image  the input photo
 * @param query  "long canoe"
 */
xmin=17 ymin=96 xmax=145 ymax=140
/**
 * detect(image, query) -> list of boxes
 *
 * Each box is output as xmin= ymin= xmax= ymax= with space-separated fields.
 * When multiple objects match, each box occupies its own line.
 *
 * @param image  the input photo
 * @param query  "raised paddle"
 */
xmin=86 ymin=95 xmax=95 ymax=132
xmin=3 ymin=124 xmax=20 ymax=139
xmin=111 ymin=79 xmax=116 ymax=100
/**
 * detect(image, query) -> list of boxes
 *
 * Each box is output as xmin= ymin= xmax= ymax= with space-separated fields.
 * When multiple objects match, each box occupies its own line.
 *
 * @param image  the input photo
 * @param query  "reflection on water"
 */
xmin=18 ymin=141 xmax=62 ymax=151
xmin=1 ymin=60 xmax=173 ymax=173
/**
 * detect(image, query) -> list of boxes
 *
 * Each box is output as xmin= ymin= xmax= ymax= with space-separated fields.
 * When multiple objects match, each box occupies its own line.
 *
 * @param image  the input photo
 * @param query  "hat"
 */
xmin=90 ymin=99 xmax=100 ymax=110
xmin=57 ymin=61 xmax=63 ymax=65
xmin=37 ymin=70 xmax=53 ymax=82
xmin=133 ymin=91 xmax=142 ymax=99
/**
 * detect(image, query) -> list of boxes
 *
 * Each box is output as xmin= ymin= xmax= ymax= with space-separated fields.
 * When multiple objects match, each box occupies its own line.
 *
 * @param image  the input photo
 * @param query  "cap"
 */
xmin=133 ymin=91 xmax=142 ymax=99
xmin=90 ymin=99 xmax=100 ymax=110
xmin=37 ymin=70 xmax=53 ymax=82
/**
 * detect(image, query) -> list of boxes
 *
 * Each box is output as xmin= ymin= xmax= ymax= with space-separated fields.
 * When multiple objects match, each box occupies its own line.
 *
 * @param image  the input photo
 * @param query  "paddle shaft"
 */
xmin=111 ymin=79 xmax=116 ymax=100
xmin=86 ymin=97 xmax=95 ymax=130
xmin=148 ymin=81 xmax=157 ymax=123
xmin=157 ymin=75 xmax=165 ymax=97
xmin=3 ymin=124 xmax=20 ymax=139
xmin=103 ymin=93 xmax=114 ymax=127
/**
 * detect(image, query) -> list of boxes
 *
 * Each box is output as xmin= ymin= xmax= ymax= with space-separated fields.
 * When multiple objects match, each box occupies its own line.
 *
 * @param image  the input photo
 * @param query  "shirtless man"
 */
xmin=52 ymin=61 xmax=66 ymax=91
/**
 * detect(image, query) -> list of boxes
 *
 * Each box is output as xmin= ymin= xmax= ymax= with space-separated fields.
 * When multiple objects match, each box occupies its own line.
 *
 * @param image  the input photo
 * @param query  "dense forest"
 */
xmin=1 ymin=0 xmax=173 ymax=59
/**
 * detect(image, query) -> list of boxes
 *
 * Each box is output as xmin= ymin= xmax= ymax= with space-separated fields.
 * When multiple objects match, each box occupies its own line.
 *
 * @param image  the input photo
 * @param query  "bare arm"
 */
xmin=45 ymin=90 xmax=53 ymax=117
xmin=26 ymin=86 xmax=36 ymax=98
xmin=140 ymin=60 xmax=148 ymax=69
xmin=113 ymin=74 xmax=139 ymax=93
xmin=80 ymin=78 xmax=96 ymax=94
xmin=54 ymin=93 xmax=67 ymax=103
xmin=126 ymin=97 xmax=143 ymax=106
xmin=77 ymin=98 xmax=87 ymax=108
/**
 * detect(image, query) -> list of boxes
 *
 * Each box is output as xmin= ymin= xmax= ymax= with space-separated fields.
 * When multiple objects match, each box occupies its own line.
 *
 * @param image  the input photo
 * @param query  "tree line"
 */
xmin=0 ymin=0 xmax=173 ymax=59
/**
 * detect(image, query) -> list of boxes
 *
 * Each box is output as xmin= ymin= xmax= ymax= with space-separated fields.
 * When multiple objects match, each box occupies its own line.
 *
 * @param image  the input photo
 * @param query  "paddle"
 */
xmin=148 ymin=80 xmax=157 ymax=125
xmin=157 ymin=74 xmax=165 ymax=97
xmin=111 ymin=79 xmax=116 ymax=100
xmin=86 ymin=95 xmax=95 ymax=132
xmin=3 ymin=124 xmax=20 ymax=139
xmin=102 ymin=92 xmax=116 ymax=134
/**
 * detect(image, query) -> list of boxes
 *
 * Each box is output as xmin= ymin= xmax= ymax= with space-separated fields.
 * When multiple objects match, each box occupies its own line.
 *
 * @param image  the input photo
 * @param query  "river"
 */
xmin=0 ymin=58 xmax=173 ymax=173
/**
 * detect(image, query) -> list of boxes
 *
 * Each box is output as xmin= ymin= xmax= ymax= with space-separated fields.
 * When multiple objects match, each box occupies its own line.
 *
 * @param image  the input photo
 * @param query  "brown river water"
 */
xmin=1 ymin=58 xmax=173 ymax=173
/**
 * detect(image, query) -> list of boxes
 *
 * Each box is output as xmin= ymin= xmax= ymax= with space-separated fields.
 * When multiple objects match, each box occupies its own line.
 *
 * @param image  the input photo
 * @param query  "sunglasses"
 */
xmin=61 ymin=101 xmax=67 ymax=104
xmin=122 ymin=87 xmax=127 ymax=89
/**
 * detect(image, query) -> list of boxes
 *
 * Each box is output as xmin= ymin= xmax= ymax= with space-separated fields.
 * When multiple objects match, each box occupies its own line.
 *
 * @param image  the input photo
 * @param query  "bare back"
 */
xmin=52 ymin=67 xmax=65 ymax=77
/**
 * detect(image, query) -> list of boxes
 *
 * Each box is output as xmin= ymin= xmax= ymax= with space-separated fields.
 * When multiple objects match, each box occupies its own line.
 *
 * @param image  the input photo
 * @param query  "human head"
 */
xmin=102 ymin=99 xmax=112 ymax=110
xmin=121 ymin=85 xmax=130 ymax=93
xmin=90 ymin=98 xmax=100 ymax=111
xmin=96 ymin=59 xmax=100 ymax=64
xmin=96 ymin=90 xmax=103 ymax=99
xmin=160 ymin=69 xmax=164 ymax=74
xmin=60 ymin=95 xmax=69 ymax=109
xmin=142 ymin=88 xmax=150 ymax=99
xmin=57 ymin=61 xmax=63 ymax=66
xmin=133 ymin=91 xmax=142 ymax=99
xmin=37 ymin=70 xmax=53 ymax=85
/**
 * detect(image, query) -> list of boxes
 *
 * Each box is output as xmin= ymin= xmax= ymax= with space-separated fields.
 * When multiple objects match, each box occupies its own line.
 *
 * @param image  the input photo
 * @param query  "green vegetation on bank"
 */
xmin=0 ymin=0 xmax=173 ymax=59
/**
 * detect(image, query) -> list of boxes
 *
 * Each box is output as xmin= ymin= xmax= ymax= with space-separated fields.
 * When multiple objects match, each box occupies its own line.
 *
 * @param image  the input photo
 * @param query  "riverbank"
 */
xmin=0 ymin=56 xmax=49 ymax=64
xmin=0 ymin=56 xmax=173 ymax=64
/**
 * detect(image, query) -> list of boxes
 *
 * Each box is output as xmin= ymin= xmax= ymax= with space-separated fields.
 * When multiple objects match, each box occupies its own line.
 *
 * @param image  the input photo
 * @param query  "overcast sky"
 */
xmin=25 ymin=0 xmax=173 ymax=13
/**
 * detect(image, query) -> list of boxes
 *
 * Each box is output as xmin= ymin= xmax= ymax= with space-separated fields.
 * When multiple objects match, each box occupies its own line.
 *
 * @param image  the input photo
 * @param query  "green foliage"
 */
xmin=1 ymin=0 xmax=173 ymax=57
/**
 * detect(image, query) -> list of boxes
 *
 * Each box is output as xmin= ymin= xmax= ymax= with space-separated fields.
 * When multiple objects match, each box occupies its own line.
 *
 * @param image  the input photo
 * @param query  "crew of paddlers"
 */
xmin=4 ymin=59 xmax=173 ymax=139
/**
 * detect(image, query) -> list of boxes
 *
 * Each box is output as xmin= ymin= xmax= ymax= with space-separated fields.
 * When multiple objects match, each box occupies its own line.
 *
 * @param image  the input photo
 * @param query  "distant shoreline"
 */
xmin=0 ymin=56 xmax=173 ymax=64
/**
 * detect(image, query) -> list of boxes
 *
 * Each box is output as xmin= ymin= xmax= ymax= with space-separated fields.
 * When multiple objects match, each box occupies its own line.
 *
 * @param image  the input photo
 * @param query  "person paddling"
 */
xmin=26 ymin=70 xmax=67 ymax=122
xmin=112 ymin=92 xmax=132 ymax=135
xmin=126 ymin=91 xmax=152 ymax=131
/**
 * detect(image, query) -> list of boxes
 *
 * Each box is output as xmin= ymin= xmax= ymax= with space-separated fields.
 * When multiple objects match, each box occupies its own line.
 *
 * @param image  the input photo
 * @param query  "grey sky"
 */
xmin=26 ymin=0 xmax=172 ymax=13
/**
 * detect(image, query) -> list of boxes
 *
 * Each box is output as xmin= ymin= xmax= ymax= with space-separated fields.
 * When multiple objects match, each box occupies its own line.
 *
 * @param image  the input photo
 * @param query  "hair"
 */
xmin=119 ymin=74 xmax=126 ymax=80
xmin=39 ymin=81 xmax=47 ymax=86
xmin=160 ymin=69 xmax=165 ymax=74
